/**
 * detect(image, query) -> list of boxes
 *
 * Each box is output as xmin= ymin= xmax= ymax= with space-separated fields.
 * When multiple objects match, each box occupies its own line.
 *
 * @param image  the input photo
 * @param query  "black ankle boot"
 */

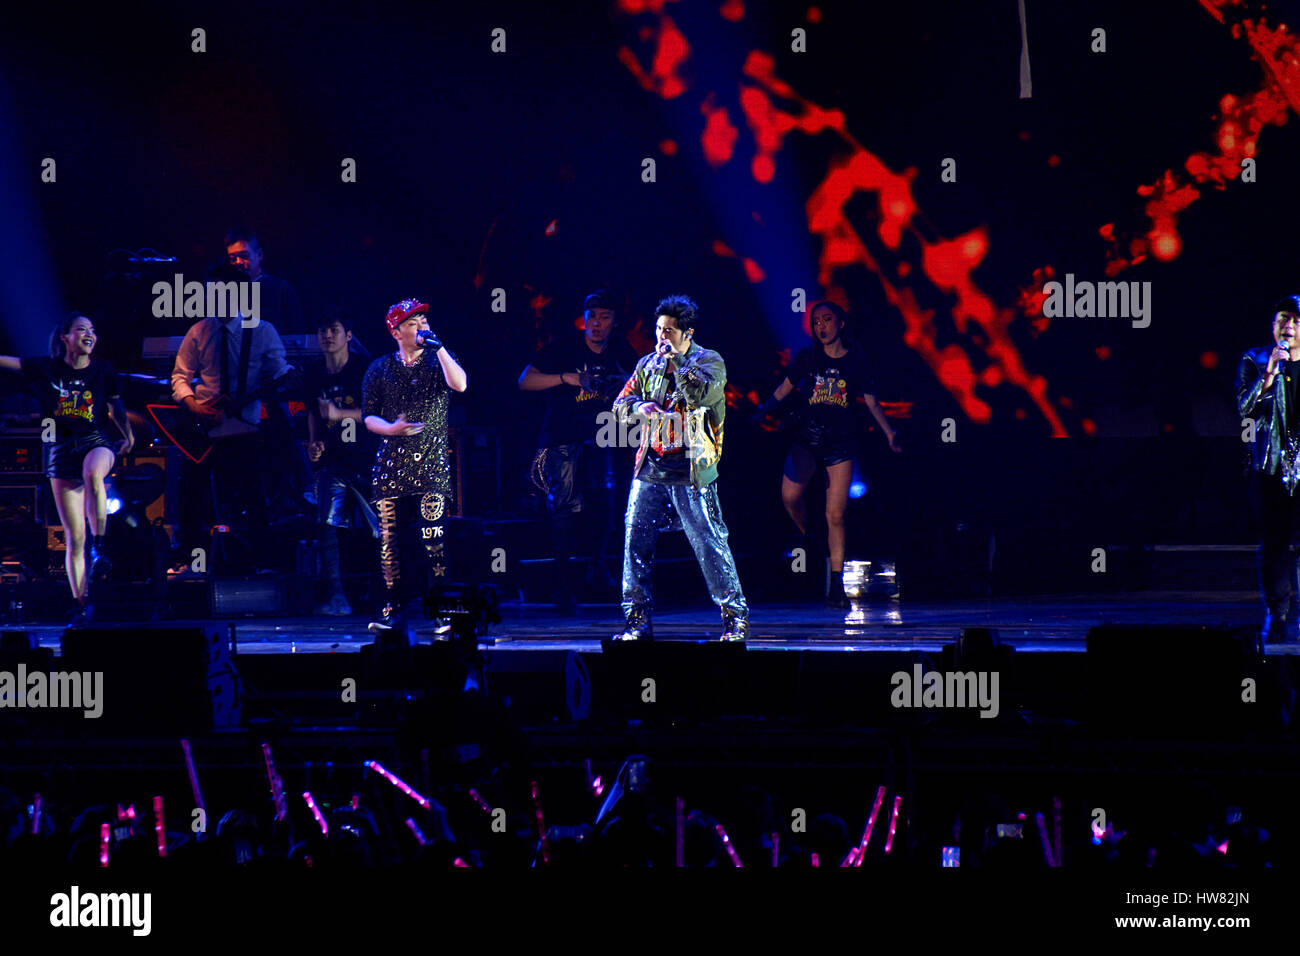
xmin=88 ymin=535 xmax=112 ymax=582
xmin=825 ymin=570 xmax=849 ymax=609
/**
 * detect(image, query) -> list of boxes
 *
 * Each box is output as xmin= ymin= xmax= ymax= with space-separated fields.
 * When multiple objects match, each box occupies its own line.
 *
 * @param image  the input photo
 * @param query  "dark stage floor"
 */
xmin=20 ymin=590 xmax=1293 ymax=655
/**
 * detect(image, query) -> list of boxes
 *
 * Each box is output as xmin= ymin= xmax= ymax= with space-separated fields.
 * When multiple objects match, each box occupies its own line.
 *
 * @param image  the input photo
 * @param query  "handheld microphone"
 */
xmin=415 ymin=330 xmax=441 ymax=348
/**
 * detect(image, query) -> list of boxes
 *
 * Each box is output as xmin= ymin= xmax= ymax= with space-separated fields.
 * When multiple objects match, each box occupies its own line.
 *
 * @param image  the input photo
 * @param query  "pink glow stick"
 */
xmin=811 ymin=852 xmax=820 ymax=867
xmin=1035 ymin=812 xmax=1056 ymax=867
xmin=180 ymin=739 xmax=205 ymax=813
xmin=715 ymin=823 xmax=743 ymax=867
xmin=29 ymin=793 xmax=40 ymax=835
xmin=883 ymin=795 xmax=902 ymax=855
xmin=531 ymin=780 xmax=551 ymax=865
xmin=153 ymin=796 xmax=167 ymax=858
xmin=453 ymin=857 xmax=469 ymax=867
xmin=852 ymin=785 xmax=887 ymax=867
xmin=351 ymin=794 xmax=360 ymax=811
xmin=467 ymin=788 xmax=493 ymax=815
xmin=840 ymin=846 xmax=859 ymax=867
xmin=261 ymin=743 xmax=287 ymax=821
xmin=404 ymin=818 xmax=427 ymax=846
xmin=302 ymin=791 xmax=328 ymax=838
xmin=99 ymin=823 xmax=109 ymax=867
xmin=676 ymin=797 xmax=684 ymax=868
xmin=363 ymin=760 xmax=431 ymax=809
xmin=771 ymin=831 xmax=780 ymax=867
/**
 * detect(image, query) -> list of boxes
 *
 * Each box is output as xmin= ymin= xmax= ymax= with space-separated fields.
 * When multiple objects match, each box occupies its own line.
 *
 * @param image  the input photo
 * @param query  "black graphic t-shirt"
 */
xmin=305 ymin=355 xmax=376 ymax=476
xmin=533 ymin=337 xmax=639 ymax=446
xmin=19 ymin=357 xmax=118 ymax=439
xmin=787 ymin=347 xmax=876 ymax=441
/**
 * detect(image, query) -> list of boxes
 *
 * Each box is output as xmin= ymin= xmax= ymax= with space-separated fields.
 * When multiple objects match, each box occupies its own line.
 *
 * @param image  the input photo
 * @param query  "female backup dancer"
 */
xmin=0 ymin=313 xmax=134 ymax=621
xmin=753 ymin=300 xmax=901 ymax=607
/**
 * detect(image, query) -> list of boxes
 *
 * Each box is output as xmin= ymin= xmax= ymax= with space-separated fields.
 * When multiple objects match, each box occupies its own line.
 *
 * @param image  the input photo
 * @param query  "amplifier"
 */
xmin=0 ymin=434 xmax=42 ymax=475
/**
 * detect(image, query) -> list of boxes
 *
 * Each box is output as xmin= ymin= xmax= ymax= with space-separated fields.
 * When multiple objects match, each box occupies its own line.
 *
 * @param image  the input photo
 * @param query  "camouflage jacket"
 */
xmin=612 ymin=340 xmax=726 ymax=489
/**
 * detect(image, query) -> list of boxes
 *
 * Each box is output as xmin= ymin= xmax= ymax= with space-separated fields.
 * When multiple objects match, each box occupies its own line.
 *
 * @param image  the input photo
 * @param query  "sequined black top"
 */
xmin=362 ymin=348 xmax=456 ymax=502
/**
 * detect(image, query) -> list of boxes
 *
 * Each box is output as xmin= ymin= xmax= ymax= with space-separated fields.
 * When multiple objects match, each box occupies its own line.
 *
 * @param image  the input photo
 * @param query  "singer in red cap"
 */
xmin=361 ymin=298 xmax=468 ymax=633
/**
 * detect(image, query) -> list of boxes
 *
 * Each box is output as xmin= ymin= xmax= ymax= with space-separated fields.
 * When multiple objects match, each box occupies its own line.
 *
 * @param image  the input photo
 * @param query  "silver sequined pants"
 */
xmin=621 ymin=478 xmax=747 ymax=621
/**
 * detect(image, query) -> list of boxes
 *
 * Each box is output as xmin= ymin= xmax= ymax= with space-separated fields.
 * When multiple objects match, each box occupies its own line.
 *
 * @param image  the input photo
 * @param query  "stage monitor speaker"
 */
xmin=1085 ymin=625 xmax=1263 ymax=736
xmin=486 ymin=649 xmax=591 ymax=723
xmin=59 ymin=623 xmax=241 ymax=733
xmin=210 ymin=577 xmax=288 ymax=616
xmin=596 ymin=641 xmax=746 ymax=724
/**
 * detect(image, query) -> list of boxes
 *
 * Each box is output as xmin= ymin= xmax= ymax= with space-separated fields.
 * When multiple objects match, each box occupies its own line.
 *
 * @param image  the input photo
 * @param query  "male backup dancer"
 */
xmin=611 ymin=295 xmax=748 ymax=642
xmin=1237 ymin=294 xmax=1300 ymax=645
xmin=305 ymin=312 xmax=378 ymax=615
xmin=518 ymin=290 xmax=638 ymax=611
xmin=361 ymin=299 xmax=468 ymax=634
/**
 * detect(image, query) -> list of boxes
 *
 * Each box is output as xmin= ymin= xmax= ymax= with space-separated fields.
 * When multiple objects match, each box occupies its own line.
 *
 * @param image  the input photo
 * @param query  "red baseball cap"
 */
xmin=385 ymin=298 xmax=428 ymax=332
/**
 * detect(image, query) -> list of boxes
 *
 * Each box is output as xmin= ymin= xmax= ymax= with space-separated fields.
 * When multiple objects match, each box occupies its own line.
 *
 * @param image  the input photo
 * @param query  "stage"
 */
xmin=14 ymin=590 xmax=1285 ymax=655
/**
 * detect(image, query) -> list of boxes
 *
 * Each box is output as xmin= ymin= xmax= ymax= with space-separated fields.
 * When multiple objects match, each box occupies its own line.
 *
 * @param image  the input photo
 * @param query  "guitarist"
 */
xmin=169 ymin=261 xmax=294 ymax=573
xmin=1237 ymin=294 xmax=1300 ymax=645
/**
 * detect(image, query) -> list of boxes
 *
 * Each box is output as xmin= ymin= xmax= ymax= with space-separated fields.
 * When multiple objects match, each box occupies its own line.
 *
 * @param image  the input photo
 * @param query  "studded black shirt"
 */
xmin=361 ymin=348 xmax=456 ymax=502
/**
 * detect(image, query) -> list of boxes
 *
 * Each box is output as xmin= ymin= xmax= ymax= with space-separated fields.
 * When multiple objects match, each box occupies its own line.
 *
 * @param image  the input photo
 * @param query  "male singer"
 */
xmin=1237 ymin=294 xmax=1300 ymax=645
xmin=610 ymin=295 xmax=748 ymax=642
xmin=361 ymin=299 xmax=467 ymax=634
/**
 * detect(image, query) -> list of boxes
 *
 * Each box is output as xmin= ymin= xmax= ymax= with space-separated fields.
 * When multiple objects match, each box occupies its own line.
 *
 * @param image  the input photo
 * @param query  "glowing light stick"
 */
xmin=261 ymin=743 xmax=288 ymax=821
xmin=363 ymin=760 xmax=430 ymax=809
xmin=99 ymin=823 xmax=109 ymax=867
xmin=715 ymin=823 xmax=744 ymax=867
xmin=1035 ymin=812 xmax=1056 ymax=867
xmin=153 ymin=796 xmax=167 ymax=858
xmin=180 ymin=739 xmax=206 ymax=815
xmin=852 ymin=785 xmax=887 ymax=867
xmin=883 ymin=795 xmax=902 ymax=855
xmin=29 ymin=793 xmax=40 ymax=834
xmin=453 ymin=857 xmax=469 ymax=867
xmin=467 ymin=788 xmax=493 ymax=815
xmin=811 ymin=852 xmax=820 ymax=867
xmin=531 ymin=780 xmax=551 ymax=864
xmin=404 ymin=818 xmax=427 ymax=846
xmin=302 ymin=791 xmax=328 ymax=837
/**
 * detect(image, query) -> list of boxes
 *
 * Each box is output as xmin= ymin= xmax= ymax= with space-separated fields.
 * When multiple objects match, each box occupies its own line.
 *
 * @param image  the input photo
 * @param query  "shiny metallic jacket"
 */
xmin=1237 ymin=346 xmax=1291 ymax=476
xmin=612 ymin=340 xmax=726 ymax=489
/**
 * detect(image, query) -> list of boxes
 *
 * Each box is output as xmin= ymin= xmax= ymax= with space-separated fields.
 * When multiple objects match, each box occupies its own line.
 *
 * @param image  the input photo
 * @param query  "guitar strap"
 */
xmin=234 ymin=323 xmax=253 ymax=410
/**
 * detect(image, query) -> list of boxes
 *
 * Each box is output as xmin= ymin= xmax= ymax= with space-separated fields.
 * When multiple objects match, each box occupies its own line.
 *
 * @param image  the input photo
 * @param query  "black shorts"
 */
xmin=793 ymin=424 xmax=857 ymax=469
xmin=44 ymin=431 xmax=115 ymax=482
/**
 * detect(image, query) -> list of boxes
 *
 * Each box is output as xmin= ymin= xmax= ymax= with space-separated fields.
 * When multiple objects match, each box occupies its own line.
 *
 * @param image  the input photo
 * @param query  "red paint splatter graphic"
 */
xmin=1103 ymin=0 xmax=1299 ymax=276
xmin=701 ymin=95 xmax=739 ymax=167
xmin=617 ymin=4 xmax=690 ymax=100
xmin=614 ymin=1 xmax=1294 ymax=433
xmin=720 ymin=0 xmax=744 ymax=23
